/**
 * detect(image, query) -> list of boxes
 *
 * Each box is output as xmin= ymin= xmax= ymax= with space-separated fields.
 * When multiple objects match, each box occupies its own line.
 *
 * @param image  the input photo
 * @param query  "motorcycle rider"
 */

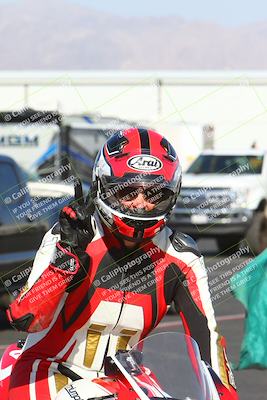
xmin=6 ymin=128 xmax=238 ymax=399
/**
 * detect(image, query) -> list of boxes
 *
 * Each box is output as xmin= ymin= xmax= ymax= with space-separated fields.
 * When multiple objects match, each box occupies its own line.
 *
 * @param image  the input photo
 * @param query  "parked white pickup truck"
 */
xmin=169 ymin=149 xmax=267 ymax=254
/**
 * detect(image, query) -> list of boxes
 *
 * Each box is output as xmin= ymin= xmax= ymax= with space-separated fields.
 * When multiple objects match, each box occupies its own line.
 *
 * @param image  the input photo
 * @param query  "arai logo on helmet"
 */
xmin=127 ymin=155 xmax=163 ymax=171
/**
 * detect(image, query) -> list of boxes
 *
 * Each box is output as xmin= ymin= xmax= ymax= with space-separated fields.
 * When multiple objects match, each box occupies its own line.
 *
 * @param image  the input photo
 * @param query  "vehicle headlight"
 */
xmin=231 ymin=189 xmax=249 ymax=208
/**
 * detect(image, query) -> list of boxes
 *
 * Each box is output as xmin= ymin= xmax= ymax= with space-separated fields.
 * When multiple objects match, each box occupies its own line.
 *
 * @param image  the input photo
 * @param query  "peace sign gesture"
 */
xmin=59 ymin=178 xmax=95 ymax=249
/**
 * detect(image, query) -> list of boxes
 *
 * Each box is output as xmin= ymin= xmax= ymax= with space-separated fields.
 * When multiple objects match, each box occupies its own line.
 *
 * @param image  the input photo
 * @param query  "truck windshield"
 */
xmin=187 ymin=155 xmax=263 ymax=174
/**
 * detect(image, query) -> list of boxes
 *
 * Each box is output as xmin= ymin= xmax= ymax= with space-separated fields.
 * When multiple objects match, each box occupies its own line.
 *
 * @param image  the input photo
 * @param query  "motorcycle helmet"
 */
xmin=92 ymin=128 xmax=182 ymax=242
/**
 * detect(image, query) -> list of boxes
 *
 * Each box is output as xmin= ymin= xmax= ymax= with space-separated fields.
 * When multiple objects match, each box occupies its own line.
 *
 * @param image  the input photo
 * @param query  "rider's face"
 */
xmin=119 ymin=189 xmax=156 ymax=211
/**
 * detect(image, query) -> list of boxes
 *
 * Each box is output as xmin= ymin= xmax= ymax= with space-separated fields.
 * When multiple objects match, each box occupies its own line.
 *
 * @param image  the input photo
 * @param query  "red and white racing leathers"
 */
xmin=7 ymin=215 xmax=237 ymax=399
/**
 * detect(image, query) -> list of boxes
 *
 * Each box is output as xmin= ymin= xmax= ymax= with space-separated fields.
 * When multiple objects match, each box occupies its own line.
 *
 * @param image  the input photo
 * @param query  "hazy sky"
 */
xmin=1 ymin=0 xmax=267 ymax=26
xmin=71 ymin=0 xmax=267 ymax=25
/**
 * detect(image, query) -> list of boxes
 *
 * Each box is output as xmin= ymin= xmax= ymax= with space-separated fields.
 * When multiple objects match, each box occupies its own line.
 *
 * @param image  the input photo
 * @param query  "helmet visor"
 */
xmin=99 ymin=176 xmax=177 ymax=218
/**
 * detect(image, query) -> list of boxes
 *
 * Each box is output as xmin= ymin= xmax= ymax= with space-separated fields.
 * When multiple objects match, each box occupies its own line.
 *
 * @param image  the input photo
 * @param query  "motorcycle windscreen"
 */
xmin=114 ymin=332 xmax=208 ymax=400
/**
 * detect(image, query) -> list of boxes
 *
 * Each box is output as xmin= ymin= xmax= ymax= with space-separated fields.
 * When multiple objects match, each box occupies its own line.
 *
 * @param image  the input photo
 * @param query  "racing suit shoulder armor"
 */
xmin=8 ymin=311 xmax=34 ymax=331
xmin=171 ymin=231 xmax=201 ymax=257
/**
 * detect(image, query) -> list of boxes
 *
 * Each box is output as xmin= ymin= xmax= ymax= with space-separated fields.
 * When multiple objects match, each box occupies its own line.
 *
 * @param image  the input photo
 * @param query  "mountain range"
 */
xmin=0 ymin=0 xmax=266 ymax=70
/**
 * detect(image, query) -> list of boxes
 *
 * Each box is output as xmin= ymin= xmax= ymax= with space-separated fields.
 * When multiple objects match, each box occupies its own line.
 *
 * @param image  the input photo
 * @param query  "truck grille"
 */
xmin=176 ymin=187 xmax=234 ymax=216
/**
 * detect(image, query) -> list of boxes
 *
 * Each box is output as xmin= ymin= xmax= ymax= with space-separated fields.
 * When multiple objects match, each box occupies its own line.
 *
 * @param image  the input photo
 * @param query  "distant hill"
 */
xmin=0 ymin=0 xmax=266 ymax=70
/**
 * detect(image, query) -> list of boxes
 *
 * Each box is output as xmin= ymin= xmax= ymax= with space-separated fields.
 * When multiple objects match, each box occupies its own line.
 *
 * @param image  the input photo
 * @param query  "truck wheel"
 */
xmin=245 ymin=211 xmax=267 ymax=255
xmin=217 ymin=236 xmax=242 ymax=253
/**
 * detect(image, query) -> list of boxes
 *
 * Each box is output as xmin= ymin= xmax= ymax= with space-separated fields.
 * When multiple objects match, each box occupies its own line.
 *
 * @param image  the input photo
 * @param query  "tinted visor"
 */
xmin=100 ymin=175 xmax=177 ymax=218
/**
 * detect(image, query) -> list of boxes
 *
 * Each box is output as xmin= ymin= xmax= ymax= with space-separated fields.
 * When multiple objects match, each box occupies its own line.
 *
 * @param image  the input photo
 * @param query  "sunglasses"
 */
xmin=116 ymin=186 xmax=171 ymax=204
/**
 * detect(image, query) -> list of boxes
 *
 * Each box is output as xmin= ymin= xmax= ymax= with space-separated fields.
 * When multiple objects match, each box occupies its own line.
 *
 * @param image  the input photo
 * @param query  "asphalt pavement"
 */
xmin=0 ymin=238 xmax=266 ymax=400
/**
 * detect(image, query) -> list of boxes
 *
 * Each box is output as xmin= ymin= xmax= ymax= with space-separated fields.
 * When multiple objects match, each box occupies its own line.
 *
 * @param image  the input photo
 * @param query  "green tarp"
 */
xmin=230 ymin=248 xmax=267 ymax=369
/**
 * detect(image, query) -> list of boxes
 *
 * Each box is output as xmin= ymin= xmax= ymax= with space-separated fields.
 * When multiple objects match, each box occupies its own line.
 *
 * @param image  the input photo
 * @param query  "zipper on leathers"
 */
xmin=100 ymin=270 xmax=126 ymax=370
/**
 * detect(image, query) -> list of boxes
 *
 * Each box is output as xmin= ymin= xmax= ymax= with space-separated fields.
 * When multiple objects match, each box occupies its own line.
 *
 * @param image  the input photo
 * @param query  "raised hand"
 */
xmin=59 ymin=178 xmax=95 ymax=249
